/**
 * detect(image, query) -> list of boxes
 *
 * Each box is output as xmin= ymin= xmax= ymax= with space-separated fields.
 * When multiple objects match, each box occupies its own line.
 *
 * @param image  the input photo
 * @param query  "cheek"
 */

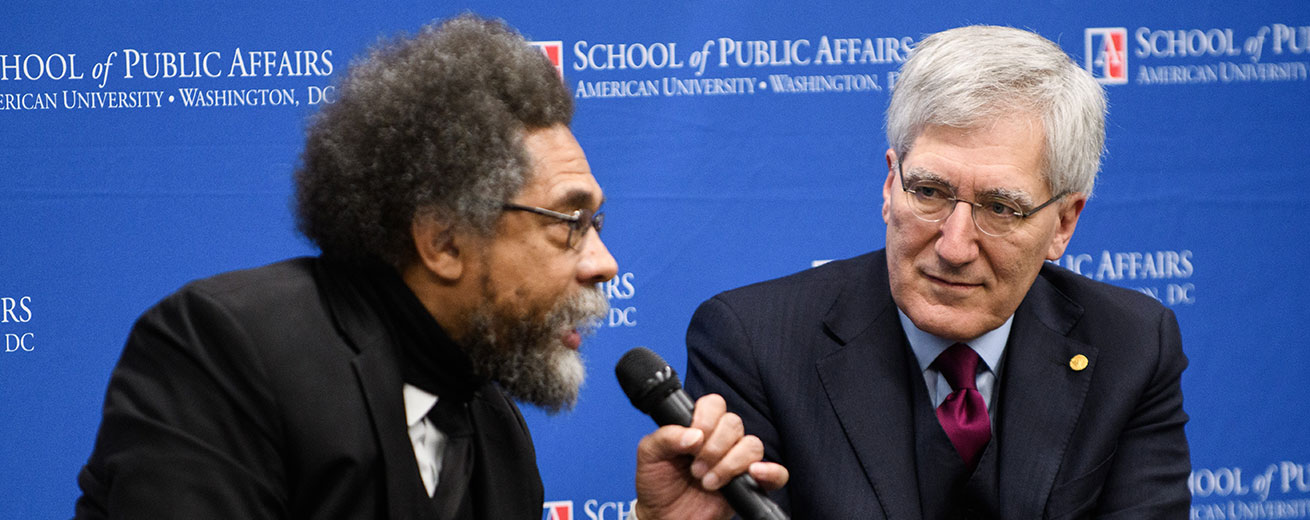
xmin=982 ymin=239 xmax=1046 ymax=295
xmin=883 ymin=219 xmax=907 ymax=262
xmin=521 ymin=260 xmax=577 ymax=303
xmin=884 ymin=223 xmax=928 ymax=294
xmin=995 ymin=230 xmax=1048 ymax=271
xmin=886 ymin=214 xmax=935 ymax=258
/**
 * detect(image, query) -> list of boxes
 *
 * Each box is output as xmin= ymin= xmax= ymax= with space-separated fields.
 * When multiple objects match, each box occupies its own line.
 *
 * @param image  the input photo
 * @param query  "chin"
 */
xmin=908 ymin=304 xmax=1001 ymax=342
xmin=545 ymin=346 xmax=586 ymax=401
xmin=916 ymin=319 xmax=974 ymax=342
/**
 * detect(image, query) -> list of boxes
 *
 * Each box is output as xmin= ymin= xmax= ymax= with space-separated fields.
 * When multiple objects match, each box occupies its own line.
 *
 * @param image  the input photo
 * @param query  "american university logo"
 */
xmin=530 ymin=41 xmax=564 ymax=78
xmin=1085 ymin=27 xmax=1128 ymax=84
xmin=542 ymin=500 xmax=573 ymax=520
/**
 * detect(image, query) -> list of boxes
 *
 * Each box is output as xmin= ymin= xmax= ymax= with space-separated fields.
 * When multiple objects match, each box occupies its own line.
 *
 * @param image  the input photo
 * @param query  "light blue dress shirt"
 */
xmin=897 ymin=310 xmax=1012 ymax=422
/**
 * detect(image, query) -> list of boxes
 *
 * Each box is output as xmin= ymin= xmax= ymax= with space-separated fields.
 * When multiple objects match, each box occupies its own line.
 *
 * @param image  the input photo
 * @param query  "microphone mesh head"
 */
xmin=615 ymin=347 xmax=682 ymax=411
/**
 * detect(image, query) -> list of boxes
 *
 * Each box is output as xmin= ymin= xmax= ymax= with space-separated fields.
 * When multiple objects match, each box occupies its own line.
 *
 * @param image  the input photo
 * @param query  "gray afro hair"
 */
xmin=295 ymin=13 xmax=573 ymax=267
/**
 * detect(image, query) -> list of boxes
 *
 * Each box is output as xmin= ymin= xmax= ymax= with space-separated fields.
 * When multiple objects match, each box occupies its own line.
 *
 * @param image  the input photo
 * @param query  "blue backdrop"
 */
xmin=3 ymin=2 xmax=1308 ymax=519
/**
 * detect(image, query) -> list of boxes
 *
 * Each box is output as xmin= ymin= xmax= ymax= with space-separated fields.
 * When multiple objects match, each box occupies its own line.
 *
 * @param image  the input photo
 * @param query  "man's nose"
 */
xmin=577 ymin=232 xmax=618 ymax=284
xmin=935 ymin=201 xmax=981 ymax=266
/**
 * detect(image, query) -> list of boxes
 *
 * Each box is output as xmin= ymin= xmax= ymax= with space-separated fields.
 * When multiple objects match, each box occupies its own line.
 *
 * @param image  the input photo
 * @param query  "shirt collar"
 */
xmin=403 ymin=383 xmax=439 ymax=428
xmin=898 ymin=309 xmax=1012 ymax=374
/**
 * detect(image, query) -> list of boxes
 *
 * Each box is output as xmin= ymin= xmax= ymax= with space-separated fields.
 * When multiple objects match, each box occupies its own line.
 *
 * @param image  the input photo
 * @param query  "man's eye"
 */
xmin=985 ymin=199 xmax=1020 ymax=217
xmin=914 ymin=185 xmax=949 ymax=199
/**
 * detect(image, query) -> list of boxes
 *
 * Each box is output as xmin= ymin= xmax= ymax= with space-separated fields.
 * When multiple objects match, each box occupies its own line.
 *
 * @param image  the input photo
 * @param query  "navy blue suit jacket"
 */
xmin=685 ymin=250 xmax=1190 ymax=519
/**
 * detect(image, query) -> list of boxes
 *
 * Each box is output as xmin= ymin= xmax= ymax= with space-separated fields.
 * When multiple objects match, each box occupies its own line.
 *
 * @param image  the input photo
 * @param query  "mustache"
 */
xmin=548 ymin=285 xmax=609 ymax=336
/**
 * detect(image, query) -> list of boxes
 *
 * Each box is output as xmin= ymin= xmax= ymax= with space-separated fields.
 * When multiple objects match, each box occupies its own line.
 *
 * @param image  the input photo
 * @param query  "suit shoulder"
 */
xmin=182 ymin=257 xmax=319 ymax=299
xmin=1036 ymin=262 xmax=1175 ymax=343
xmin=690 ymin=252 xmax=886 ymax=339
xmin=1039 ymin=262 xmax=1166 ymax=314
xmin=711 ymin=251 xmax=881 ymax=305
xmin=133 ymin=257 xmax=331 ymax=352
xmin=158 ymin=257 xmax=321 ymax=315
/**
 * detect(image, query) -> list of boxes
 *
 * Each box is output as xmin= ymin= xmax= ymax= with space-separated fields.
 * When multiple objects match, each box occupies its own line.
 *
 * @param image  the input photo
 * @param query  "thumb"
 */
xmin=638 ymin=425 xmax=704 ymax=464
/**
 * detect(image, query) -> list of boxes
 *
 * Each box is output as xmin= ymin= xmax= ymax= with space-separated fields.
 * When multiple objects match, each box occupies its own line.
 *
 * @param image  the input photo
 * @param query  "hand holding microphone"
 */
xmin=617 ymin=347 xmax=790 ymax=520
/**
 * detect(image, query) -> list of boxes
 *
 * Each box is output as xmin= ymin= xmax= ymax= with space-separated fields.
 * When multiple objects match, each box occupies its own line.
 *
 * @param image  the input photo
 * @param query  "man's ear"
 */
xmin=1045 ymin=193 xmax=1087 ymax=261
xmin=882 ymin=148 xmax=898 ymax=224
xmin=411 ymin=215 xmax=464 ymax=282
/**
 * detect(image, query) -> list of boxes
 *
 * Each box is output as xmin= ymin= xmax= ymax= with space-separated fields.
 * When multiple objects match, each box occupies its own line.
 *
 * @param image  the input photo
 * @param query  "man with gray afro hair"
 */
xmin=75 ymin=13 xmax=786 ymax=520
xmin=295 ymin=14 xmax=575 ymax=268
xmin=686 ymin=25 xmax=1189 ymax=519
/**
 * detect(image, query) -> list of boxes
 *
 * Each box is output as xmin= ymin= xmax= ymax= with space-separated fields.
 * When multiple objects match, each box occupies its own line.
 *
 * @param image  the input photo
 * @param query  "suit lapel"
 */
xmin=353 ymin=349 xmax=428 ymax=520
xmin=317 ymin=260 xmax=428 ymax=520
xmin=815 ymin=251 xmax=923 ymax=519
xmin=469 ymin=388 xmax=543 ymax=518
xmin=997 ymin=273 xmax=1097 ymax=518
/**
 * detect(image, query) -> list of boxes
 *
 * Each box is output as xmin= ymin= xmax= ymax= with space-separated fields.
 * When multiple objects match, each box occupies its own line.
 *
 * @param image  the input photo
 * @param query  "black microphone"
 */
xmin=615 ymin=347 xmax=789 ymax=520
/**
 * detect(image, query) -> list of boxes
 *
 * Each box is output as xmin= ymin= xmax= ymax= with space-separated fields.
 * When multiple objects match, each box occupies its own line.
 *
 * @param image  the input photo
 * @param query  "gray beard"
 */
xmin=460 ymin=284 xmax=608 ymax=414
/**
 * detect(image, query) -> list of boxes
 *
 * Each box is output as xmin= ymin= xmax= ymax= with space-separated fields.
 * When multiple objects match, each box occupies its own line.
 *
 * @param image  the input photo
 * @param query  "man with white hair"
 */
xmin=685 ymin=25 xmax=1189 ymax=519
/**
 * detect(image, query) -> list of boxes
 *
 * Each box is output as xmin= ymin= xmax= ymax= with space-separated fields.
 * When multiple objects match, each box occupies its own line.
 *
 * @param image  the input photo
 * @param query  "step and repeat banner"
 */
xmin=3 ymin=2 xmax=1307 ymax=518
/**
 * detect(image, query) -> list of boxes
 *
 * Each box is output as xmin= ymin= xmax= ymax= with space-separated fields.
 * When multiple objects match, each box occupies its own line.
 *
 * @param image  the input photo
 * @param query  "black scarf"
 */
xmin=350 ymin=261 xmax=485 ymax=404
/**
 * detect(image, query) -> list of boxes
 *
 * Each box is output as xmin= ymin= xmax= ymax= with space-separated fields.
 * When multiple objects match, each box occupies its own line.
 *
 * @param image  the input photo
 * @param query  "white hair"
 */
xmin=886 ymin=25 xmax=1107 ymax=196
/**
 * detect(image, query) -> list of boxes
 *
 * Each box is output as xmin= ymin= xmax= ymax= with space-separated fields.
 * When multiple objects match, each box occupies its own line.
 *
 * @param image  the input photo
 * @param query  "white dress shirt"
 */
xmin=403 ymin=383 xmax=446 ymax=497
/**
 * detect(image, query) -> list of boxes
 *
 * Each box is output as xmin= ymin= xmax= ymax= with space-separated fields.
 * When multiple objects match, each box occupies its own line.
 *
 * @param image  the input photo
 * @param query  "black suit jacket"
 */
xmin=75 ymin=257 xmax=543 ymax=519
xmin=685 ymin=250 xmax=1190 ymax=519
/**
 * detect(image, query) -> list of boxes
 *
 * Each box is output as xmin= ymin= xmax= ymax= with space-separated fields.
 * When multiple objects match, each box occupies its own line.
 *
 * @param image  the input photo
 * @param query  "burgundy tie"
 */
xmin=933 ymin=343 xmax=991 ymax=471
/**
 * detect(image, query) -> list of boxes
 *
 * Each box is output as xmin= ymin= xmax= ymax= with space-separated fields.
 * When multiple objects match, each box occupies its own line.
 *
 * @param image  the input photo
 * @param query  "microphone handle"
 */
xmin=648 ymin=388 xmax=789 ymax=520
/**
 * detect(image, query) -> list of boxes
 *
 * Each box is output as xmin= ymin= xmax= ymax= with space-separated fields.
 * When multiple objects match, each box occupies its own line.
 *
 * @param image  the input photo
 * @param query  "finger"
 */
xmin=690 ymin=411 xmax=744 ymax=480
xmin=636 ymin=424 xmax=704 ymax=464
xmin=700 ymin=433 xmax=763 ymax=491
xmin=689 ymin=393 xmax=727 ymax=433
xmin=747 ymin=461 xmax=790 ymax=491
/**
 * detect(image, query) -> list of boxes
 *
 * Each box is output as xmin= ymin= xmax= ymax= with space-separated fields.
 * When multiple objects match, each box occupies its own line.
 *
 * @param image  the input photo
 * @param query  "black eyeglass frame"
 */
xmin=896 ymin=158 xmax=1067 ymax=237
xmin=502 ymin=203 xmax=605 ymax=249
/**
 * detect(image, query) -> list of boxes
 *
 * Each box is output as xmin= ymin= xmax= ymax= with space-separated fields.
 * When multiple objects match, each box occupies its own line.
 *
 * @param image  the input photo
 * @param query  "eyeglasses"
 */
xmin=502 ymin=203 xmax=605 ymax=249
xmin=897 ymin=159 xmax=1066 ymax=237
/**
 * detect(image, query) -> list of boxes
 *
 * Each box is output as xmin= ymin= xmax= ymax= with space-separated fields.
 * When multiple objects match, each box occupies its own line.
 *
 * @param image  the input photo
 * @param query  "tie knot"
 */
xmin=427 ymin=398 xmax=472 ymax=437
xmin=933 ymin=343 xmax=981 ymax=391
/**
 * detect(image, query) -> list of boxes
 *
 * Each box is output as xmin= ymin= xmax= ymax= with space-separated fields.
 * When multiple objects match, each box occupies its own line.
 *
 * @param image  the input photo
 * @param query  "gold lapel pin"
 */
xmin=1069 ymin=354 xmax=1089 ymax=371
